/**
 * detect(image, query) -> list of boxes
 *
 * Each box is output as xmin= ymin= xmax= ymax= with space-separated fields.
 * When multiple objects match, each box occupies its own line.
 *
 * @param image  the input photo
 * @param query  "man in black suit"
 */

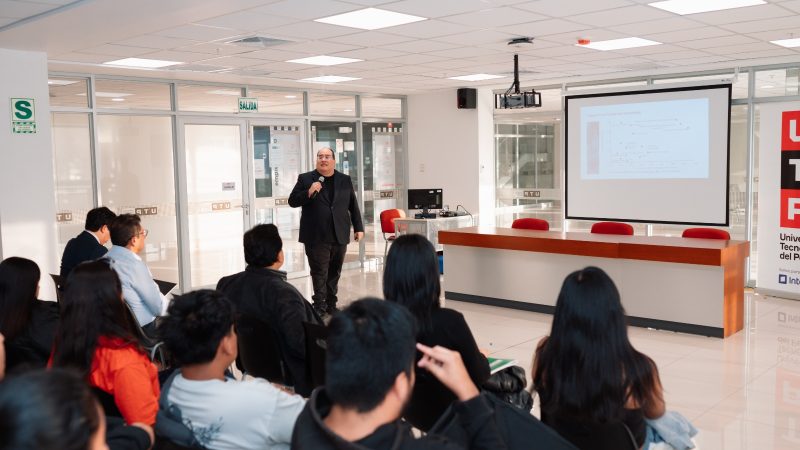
xmin=59 ymin=207 xmax=117 ymax=278
xmin=289 ymin=147 xmax=364 ymax=317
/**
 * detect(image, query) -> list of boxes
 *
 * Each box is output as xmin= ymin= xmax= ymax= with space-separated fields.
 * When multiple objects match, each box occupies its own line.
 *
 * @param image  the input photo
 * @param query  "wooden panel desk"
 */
xmin=439 ymin=227 xmax=750 ymax=338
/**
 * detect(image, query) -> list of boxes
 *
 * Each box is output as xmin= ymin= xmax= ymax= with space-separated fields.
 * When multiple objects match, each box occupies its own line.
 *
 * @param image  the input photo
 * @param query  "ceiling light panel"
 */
xmin=579 ymin=37 xmax=662 ymax=51
xmin=287 ymin=55 xmax=363 ymax=66
xmin=771 ymin=38 xmax=800 ymax=48
xmin=103 ymin=58 xmax=181 ymax=68
xmin=447 ymin=73 xmax=505 ymax=81
xmin=299 ymin=75 xmax=362 ymax=83
xmin=648 ymin=0 xmax=766 ymax=15
xmin=314 ymin=8 xmax=427 ymax=30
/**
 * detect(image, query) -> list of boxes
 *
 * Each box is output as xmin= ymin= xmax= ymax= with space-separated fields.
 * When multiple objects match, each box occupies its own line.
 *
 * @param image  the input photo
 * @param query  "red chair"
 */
xmin=590 ymin=221 xmax=634 ymax=236
xmin=380 ymin=208 xmax=406 ymax=259
xmin=511 ymin=218 xmax=549 ymax=231
xmin=682 ymin=227 xmax=730 ymax=240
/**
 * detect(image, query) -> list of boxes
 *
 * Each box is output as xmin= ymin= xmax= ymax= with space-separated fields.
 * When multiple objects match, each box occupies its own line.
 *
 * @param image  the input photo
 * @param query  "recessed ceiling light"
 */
xmin=206 ymin=89 xmax=243 ymax=96
xmin=447 ymin=74 xmax=505 ymax=81
xmin=77 ymin=92 xmax=133 ymax=98
xmin=343 ymin=109 xmax=353 ymax=112
xmin=48 ymin=79 xmax=78 ymax=86
xmin=285 ymin=95 xmax=298 ymax=99
xmin=111 ymin=98 xmax=126 ymax=102
xmin=103 ymin=58 xmax=181 ymax=68
xmin=760 ymin=84 xmax=775 ymax=89
xmin=299 ymin=75 xmax=361 ymax=83
xmin=287 ymin=55 xmax=363 ymax=66
xmin=314 ymin=7 xmax=427 ymax=31
xmin=648 ymin=0 xmax=765 ymax=15
xmin=770 ymin=37 xmax=800 ymax=48
xmin=578 ymin=37 xmax=662 ymax=51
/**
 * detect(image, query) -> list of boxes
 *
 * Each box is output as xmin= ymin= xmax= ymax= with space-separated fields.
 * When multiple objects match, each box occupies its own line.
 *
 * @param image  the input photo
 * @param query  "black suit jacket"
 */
xmin=289 ymin=170 xmax=364 ymax=245
xmin=60 ymin=231 xmax=108 ymax=278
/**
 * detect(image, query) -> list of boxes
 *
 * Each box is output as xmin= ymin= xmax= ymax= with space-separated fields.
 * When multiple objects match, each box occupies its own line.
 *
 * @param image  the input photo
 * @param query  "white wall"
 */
xmin=0 ymin=48 xmax=58 ymax=300
xmin=407 ymin=89 xmax=495 ymax=225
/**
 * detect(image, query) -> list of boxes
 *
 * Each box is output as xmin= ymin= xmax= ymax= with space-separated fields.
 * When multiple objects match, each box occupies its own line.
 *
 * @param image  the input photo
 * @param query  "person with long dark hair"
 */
xmin=382 ymin=234 xmax=490 ymax=431
xmin=0 ymin=256 xmax=59 ymax=372
xmin=532 ymin=266 xmax=665 ymax=450
xmin=51 ymin=260 xmax=160 ymax=426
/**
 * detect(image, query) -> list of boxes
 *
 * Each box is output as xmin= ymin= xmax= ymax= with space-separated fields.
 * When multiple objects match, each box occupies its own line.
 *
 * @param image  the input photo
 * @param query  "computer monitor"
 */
xmin=408 ymin=188 xmax=443 ymax=216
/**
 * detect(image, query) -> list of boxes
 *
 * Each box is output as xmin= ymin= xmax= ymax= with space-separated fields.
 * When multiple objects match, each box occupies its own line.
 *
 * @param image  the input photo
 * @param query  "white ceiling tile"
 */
xmin=542 ymin=29 xmax=628 ymax=46
xmin=247 ymin=61 xmax=318 ymax=72
xmin=718 ymin=16 xmax=800 ymax=34
xmin=423 ymin=58 xmax=482 ymax=69
xmin=528 ymin=44 xmax=596 ymax=58
xmin=779 ymin=0 xmax=800 ymax=13
xmin=643 ymin=50 xmax=715 ymax=62
xmin=512 ymin=0 xmax=633 ymax=17
xmin=379 ymin=39 xmax=459 ymax=53
xmin=374 ymin=52 xmax=443 ymax=64
xmin=663 ymin=55 xmax=735 ymax=66
xmin=272 ymin=40 xmax=361 ymax=55
xmin=194 ymin=55 xmax=266 ymax=68
xmin=197 ymin=11 xmax=299 ymax=31
xmin=331 ymin=47 xmax=408 ymax=60
xmin=344 ymin=59 xmax=403 ymax=70
xmin=382 ymin=0 xmax=509 ymax=18
xmin=327 ymin=31 xmax=412 ymax=46
xmin=155 ymin=24 xmax=242 ymax=41
xmin=643 ymin=26 xmax=733 ymax=44
xmin=251 ymin=0 xmax=360 ymax=20
xmin=0 ymin=17 xmax=15 ymax=27
xmin=611 ymin=43 xmax=686 ymax=56
xmin=589 ymin=56 xmax=661 ymax=69
xmin=177 ymin=42 xmax=259 ymax=56
xmin=704 ymin=42 xmax=793 ymax=55
xmin=0 ymin=0 xmax=56 ymax=19
xmin=612 ymin=17 xmax=707 ymax=36
xmin=235 ymin=48 xmax=308 ymax=61
xmin=679 ymin=35 xmax=760 ymax=50
xmin=141 ymin=50 xmax=220 ymax=63
xmin=424 ymin=46 xmax=500 ymax=59
xmin=501 ymin=19 xmax=592 ymax=38
xmin=558 ymin=50 xmax=642 ymax=63
xmin=374 ymin=64 xmax=433 ymax=74
xmin=51 ymin=52 xmax=120 ymax=64
xmin=440 ymin=7 xmax=546 ymax=27
xmin=113 ymin=35 xmax=200 ymax=50
xmin=687 ymin=4 xmax=789 ymax=26
xmin=267 ymin=21 xmax=357 ymax=40
xmin=79 ymin=44 xmax=158 ymax=57
xmin=339 ymin=0 xmax=397 ymax=5
xmin=435 ymin=29 xmax=521 ymax=47
xmin=569 ymin=5 xmax=675 ymax=27
xmin=381 ymin=19 xmax=472 ymax=38
xmin=746 ymin=29 xmax=800 ymax=42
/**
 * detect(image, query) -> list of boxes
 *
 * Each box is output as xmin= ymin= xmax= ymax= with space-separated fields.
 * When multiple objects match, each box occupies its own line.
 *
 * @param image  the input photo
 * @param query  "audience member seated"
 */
xmin=104 ymin=214 xmax=166 ymax=337
xmin=217 ymin=223 xmax=321 ymax=396
xmin=60 ymin=206 xmax=117 ymax=279
xmin=383 ymin=234 xmax=490 ymax=431
xmin=159 ymin=289 xmax=306 ymax=450
xmin=0 ymin=368 xmax=154 ymax=450
xmin=51 ymin=260 xmax=160 ymax=427
xmin=532 ymin=267 xmax=665 ymax=450
xmin=0 ymin=257 xmax=59 ymax=373
xmin=291 ymin=298 xmax=506 ymax=450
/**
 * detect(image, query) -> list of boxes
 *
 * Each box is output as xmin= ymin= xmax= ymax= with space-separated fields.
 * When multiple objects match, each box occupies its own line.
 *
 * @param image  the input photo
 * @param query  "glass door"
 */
xmin=310 ymin=121 xmax=362 ymax=267
xmin=363 ymin=122 xmax=405 ymax=262
xmin=248 ymin=121 xmax=308 ymax=277
xmin=177 ymin=118 xmax=248 ymax=289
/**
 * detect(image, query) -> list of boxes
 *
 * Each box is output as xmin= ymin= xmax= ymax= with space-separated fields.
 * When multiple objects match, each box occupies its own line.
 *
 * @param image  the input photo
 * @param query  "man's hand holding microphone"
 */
xmin=308 ymin=175 xmax=325 ymax=199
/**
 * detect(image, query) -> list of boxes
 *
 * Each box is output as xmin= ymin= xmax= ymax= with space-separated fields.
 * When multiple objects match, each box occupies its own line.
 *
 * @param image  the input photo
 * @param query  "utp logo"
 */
xmin=781 ymin=111 xmax=800 ymax=228
xmin=779 ymin=274 xmax=788 ymax=284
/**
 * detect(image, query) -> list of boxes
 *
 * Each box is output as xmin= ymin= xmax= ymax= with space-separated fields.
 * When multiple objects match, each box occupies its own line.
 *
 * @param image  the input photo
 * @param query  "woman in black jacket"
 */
xmin=383 ymin=234 xmax=490 ymax=431
xmin=0 ymin=257 xmax=59 ymax=373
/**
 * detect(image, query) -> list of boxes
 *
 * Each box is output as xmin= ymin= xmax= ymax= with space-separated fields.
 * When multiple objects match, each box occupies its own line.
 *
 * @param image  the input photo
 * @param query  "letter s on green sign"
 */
xmin=14 ymin=100 xmax=32 ymax=120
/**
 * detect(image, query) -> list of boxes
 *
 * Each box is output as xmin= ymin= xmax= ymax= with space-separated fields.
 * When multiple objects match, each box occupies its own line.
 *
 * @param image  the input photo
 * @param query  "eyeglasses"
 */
xmin=317 ymin=154 xmax=334 ymax=160
xmin=137 ymin=229 xmax=149 ymax=238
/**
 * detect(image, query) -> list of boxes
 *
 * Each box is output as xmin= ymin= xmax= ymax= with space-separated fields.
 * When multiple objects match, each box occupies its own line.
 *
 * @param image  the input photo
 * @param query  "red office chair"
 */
xmin=682 ymin=227 xmax=730 ymax=240
xmin=512 ymin=218 xmax=550 ymax=231
xmin=380 ymin=208 xmax=406 ymax=259
xmin=590 ymin=221 xmax=634 ymax=236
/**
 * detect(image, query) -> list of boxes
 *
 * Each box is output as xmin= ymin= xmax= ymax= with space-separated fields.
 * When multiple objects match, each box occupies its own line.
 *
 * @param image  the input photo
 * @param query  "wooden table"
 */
xmin=439 ymin=227 xmax=750 ymax=338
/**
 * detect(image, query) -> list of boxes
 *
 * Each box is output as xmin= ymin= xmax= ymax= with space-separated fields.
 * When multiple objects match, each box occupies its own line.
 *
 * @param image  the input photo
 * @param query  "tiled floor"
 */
xmin=290 ymin=266 xmax=800 ymax=450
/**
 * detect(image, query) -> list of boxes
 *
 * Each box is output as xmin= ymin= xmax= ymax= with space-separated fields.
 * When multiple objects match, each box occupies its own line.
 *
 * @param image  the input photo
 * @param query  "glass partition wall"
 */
xmin=50 ymin=74 xmax=405 ymax=291
xmin=495 ymin=65 xmax=799 ymax=283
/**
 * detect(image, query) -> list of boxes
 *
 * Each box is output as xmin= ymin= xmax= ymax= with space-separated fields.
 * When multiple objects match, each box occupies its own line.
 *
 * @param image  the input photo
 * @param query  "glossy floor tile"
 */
xmin=290 ymin=267 xmax=800 ymax=450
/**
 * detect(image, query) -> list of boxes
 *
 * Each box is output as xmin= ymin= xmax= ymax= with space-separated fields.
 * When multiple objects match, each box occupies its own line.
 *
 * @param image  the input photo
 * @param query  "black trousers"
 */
xmin=304 ymin=242 xmax=348 ymax=307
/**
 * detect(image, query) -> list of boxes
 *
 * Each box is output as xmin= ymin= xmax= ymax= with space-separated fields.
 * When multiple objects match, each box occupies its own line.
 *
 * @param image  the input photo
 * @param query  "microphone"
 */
xmin=311 ymin=175 xmax=325 ymax=199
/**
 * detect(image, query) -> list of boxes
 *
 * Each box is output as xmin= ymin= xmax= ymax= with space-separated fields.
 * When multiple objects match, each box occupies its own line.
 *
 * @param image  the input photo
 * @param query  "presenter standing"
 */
xmin=289 ymin=147 xmax=364 ymax=318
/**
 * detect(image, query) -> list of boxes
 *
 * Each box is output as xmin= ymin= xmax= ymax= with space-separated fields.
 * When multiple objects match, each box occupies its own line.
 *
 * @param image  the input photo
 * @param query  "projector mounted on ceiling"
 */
xmin=495 ymin=52 xmax=542 ymax=109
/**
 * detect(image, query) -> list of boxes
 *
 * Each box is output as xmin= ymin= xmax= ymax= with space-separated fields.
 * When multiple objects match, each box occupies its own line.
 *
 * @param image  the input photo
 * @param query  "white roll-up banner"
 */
xmin=756 ymin=102 xmax=800 ymax=299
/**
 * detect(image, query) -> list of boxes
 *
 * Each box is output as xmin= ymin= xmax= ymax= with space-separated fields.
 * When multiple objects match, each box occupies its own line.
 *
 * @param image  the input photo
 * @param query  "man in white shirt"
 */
xmin=158 ymin=289 xmax=305 ymax=450
xmin=104 ymin=213 xmax=165 ymax=336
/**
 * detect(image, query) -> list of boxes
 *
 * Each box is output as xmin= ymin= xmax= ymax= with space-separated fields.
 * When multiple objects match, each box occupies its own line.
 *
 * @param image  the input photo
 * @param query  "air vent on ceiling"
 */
xmin=168 ymin=64 xmax=230 ymax=72
xmin=223 ymin=68 xmax=273 ymax=77
xmin=226 ymin=36 xmax=293 ymax=48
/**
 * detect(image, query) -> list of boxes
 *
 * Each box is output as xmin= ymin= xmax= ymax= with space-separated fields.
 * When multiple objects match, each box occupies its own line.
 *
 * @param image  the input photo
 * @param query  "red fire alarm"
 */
xmin=577 ymin=38 xmax=591 ymax=45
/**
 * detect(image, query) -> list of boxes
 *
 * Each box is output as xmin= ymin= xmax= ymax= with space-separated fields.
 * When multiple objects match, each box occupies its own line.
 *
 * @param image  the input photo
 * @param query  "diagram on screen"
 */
xmin=580 ymin=98 xmax=709 ymax=180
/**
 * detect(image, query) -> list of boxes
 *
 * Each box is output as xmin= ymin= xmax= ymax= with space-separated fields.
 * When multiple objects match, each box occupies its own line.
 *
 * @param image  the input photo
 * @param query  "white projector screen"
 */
xmin=565 ymin=84 xmax=731 ymax=226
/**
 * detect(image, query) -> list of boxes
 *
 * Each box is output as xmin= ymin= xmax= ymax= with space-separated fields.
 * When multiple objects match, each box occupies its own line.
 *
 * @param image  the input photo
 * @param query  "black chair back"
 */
xmin=50 ymin=273 xmax=64 ymax=303
xmin=303 ymin=321 xmax=328 ymax=390
xmin=549 ymin=420 xmax=639 ymax=450
xmin=92 ymin=386 xmax=122 ymax=418
xmin=236 ymin=315 xmax=289 ymax=384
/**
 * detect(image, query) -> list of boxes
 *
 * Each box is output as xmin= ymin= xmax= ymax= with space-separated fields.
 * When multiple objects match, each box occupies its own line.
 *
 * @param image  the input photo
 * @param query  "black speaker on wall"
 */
xmin=457 ymin=88 xmax=477 ymax=109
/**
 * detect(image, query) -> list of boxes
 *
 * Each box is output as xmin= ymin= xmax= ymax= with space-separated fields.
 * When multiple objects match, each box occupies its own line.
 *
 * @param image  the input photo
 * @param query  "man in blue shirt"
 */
xmin=104 ymin=214 xmax=165 ymax=337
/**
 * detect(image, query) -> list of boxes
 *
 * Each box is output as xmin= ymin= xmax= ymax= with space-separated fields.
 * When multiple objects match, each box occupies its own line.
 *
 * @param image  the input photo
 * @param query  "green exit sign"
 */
xmin=238 ymin=97 xmax=258 ymax=113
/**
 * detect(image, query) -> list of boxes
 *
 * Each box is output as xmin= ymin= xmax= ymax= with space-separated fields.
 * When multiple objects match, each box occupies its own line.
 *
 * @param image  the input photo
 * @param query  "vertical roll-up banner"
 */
xmin=756 ymin=102 xmax=800 ymax=299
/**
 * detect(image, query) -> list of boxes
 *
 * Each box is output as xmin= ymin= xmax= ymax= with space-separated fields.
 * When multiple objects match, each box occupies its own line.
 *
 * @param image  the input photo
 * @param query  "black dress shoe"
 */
xmin=313 ymin=304 xmax=329 ymax=318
